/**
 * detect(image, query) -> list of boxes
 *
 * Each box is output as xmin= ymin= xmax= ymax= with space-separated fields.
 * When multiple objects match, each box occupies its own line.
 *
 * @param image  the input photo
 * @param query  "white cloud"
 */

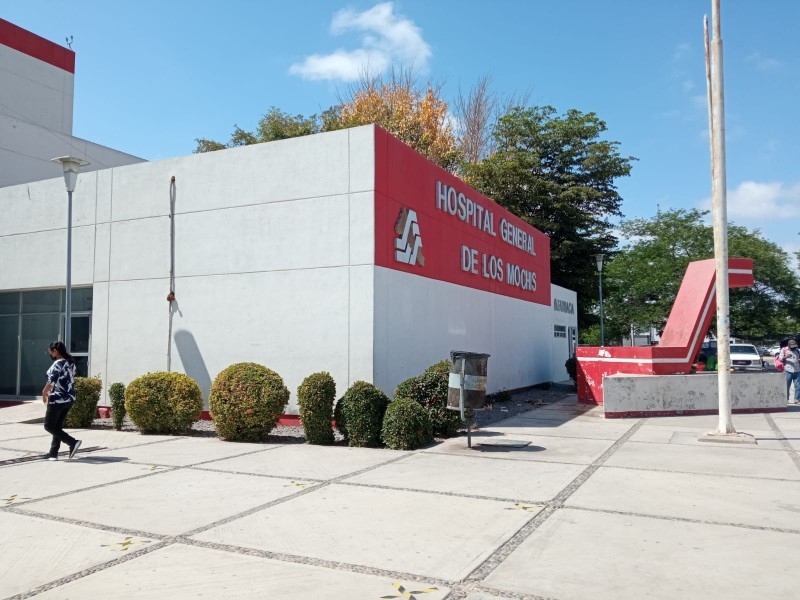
xmin=699 ymin=181 xmax=800 ymax=220
xmin=746 ymin=51 xmax=782 ymax=71
xmin=673 ymin=42 xmax=691 ymax=61
xmin=290 ymin=2 xmax=431 ymax=82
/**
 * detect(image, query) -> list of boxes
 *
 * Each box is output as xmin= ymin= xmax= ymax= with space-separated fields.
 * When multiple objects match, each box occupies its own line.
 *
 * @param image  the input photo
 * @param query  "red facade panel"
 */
xmin=0 ymin=18 xmax=75 ymax=73
xmin=374 ymin=127 xmax=551 ymax=306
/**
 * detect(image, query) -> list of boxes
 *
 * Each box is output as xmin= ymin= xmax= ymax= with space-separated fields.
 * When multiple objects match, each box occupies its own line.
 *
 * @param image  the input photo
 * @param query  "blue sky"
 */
xmin=5 ymin=1 xmax=799 ymax=256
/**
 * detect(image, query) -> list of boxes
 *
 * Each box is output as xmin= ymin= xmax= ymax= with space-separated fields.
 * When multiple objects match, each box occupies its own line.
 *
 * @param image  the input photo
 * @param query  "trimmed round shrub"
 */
xmin=108 ymin=382 xmax=126 ymax=431
xmin=64 ymin=377 xmax=102 ymax=428
xmin=210 ymin=363 xmax=289 ymax=442
xmin=297 ymin=372 xmax=336 ymax=445
xmin=565 ymin=356 xmax=577 ymax=383
xmin=339 ymin=381 xmax=390 ymax=447
xmin=381 ymin=397 xmax=434 ymax=450
xmin=333 ymin=395 xmax=347 ymax=441
xmin=394 ymin=360 xmax=463 ymax=438
xmin=126 ymin=372 xmax=202 ymax=435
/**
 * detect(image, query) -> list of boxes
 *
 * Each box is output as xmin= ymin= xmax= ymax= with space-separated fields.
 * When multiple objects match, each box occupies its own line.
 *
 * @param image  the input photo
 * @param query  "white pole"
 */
xmin=65 ymin=189 xmax=73 ymax=353
xmin=707 ymin=0 xmax=735 ymax=434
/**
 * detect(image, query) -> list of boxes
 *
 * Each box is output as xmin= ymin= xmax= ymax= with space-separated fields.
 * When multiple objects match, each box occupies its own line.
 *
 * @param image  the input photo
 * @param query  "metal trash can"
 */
xmin=447 ymin=351 xmax=490 ymax=411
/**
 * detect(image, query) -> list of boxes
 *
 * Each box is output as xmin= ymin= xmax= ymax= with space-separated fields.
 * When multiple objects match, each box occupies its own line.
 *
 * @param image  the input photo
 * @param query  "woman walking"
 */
xmin=779 ymin=339 xmax=800 ymax=404
xmin=42 ymin=341 xmax=81 ymax=460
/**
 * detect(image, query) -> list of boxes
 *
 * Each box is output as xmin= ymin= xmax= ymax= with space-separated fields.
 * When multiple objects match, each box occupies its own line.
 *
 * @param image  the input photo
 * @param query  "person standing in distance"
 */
xmin=779 ymin=339 xmax=800 ymax=404
xmin=42 ymin=341 xmax=81 ymax=460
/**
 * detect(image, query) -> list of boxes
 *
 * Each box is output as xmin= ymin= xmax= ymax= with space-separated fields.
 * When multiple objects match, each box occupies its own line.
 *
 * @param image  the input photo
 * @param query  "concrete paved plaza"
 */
xmin=2 ymin=398 xmax=799 ymax=599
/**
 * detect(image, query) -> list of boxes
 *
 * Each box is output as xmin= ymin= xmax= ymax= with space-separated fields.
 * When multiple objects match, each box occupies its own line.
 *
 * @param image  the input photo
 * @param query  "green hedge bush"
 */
xmin=108 ymin=382 xmax=126 ymax=430
xmin=394 ymin=360 xmax=462 ymax=438
xmin=381 ymin=397 xmax=434 ymax=450
xmin=126 ymin=372 xmax=202 ymax=434
xmin=565 ymin=356 xmax=577 ymax=383
xmin=297 ymin=372 xmax=336 ymax=445
xmin=339 ymin=381 xmax=390 ymax=447
xmin=210 ymin=363 xmax=289 ymax=442
xmin=64 ymin=377 xmax=102 ymax=428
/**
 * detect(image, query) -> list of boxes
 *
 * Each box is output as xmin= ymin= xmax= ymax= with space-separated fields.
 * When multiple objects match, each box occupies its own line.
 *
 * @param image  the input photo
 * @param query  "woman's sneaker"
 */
xmin=69 ymin=440 xmax=82 ymax=459
xmin=46 ymin=456 xmax=58 ymax=461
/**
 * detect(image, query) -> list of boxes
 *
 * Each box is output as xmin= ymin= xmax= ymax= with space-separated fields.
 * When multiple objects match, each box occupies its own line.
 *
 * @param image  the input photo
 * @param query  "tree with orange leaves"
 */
xmin=336 ymin=69 xmax=461 ymax=171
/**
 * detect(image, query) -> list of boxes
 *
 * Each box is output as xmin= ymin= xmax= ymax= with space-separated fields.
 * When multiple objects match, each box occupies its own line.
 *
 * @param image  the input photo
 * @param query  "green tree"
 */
xmin=605 ymin=208 xmax=800 ymax=341
xmin=194 ymin=107 xmax=341 ymax=153
xmin=463 ymin=105 xmax=635 ymax=329
xmin=193 ymin=70 xmax=459 ymax=170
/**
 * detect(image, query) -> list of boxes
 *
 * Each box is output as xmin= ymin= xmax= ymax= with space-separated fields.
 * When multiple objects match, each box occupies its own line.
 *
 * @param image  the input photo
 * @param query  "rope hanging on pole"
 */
xmin=167 ymin=176 xmax=176 ymax=371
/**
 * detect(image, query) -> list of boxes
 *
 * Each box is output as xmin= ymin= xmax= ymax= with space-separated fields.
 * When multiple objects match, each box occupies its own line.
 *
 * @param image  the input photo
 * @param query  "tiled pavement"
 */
xmin=2 ymin=399 xmax=799 ymax=599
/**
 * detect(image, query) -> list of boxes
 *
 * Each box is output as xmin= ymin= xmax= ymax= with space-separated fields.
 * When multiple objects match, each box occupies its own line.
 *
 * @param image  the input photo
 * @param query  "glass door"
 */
xmin=61 ymin=314 xmax=91 ymax=377
xmin=0 ymin=315 xmax=20 ymax=395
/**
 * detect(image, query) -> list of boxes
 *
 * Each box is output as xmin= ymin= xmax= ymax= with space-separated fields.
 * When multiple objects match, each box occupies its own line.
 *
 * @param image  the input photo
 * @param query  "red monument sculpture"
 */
xmin=576 ymin=258 xmax=754 ymax=405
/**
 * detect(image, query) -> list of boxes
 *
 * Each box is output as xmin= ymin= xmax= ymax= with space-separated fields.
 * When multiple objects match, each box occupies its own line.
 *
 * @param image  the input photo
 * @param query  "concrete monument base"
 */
xmin=602 ymin=372 xmax=786 ymax=418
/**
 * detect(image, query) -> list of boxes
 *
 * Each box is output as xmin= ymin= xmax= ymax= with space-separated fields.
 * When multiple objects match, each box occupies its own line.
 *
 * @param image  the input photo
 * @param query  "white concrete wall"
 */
xmin=550 ymin=284 xmax=578 ymax=382
xmin=0 ymin=42 xmax=73 ymax=134
xmin=0 ymin=125 xmax=376 ymax=410
xmin=0 ymin=113 xmax=144 ymax=188
xmin=373 ymin=266 xmax=556 ymax=397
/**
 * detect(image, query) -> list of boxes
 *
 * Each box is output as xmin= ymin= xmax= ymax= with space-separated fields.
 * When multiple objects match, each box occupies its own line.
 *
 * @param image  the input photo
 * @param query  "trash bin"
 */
xmin=447 ymin=351 xmax=490 ymax=411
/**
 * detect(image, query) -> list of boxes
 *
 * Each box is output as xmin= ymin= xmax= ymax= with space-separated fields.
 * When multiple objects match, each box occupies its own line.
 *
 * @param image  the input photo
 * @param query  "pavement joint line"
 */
xmin=187 ymin=464 xmax=324 ymax=483
xmin=464 ymin=418 xmax=646 ymax=582
xmin=6 ymin=539 xmax=174 ymax=600
xmin=0 ymin=446 xmax=108 ymax=467
xmin=594 ymin=462 xmax=800 ymax=483
xmin=177 ymin=537 xmax=455 ymax=589
xmin=7 ymin=505 xmax=170 ymax=540
xmin=335 ymin=479 xmax=553 ymax=506
xmin=764 ymin=413 xmax=800 ymax=473
xmin=0 ymin=464 xmax=181 ymax=510
xmin=178 ymin=451 xmax=414 ymax=538
xmin=0 ymin=433 xmax=52 ymax=443
xmin=418 ymin=450 xmax=594 ymax=469
xmin=421 ymin=447 xmax=595 ymax=467
xmin=0 ymin=434 xmax=188 ymax=465
xmin=181 ymin=443 xmax=283 ymax=467
xmin=564 ymin=504 xmax=800 ymax=535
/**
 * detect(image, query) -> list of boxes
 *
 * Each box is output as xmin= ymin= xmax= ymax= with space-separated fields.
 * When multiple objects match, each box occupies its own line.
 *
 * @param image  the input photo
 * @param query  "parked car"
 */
xmin=729 ymin=344 xmax=766 ymax=371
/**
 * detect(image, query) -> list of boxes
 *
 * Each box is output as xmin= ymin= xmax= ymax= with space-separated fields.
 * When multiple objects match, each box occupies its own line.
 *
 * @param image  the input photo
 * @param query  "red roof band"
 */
xmin=0 ymin=18 xmax=75 ymax=73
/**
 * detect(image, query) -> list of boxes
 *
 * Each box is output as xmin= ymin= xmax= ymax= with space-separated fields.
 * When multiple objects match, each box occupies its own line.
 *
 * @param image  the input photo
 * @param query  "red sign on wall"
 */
xmin=374 ymin=128 xmax=551 ymax=306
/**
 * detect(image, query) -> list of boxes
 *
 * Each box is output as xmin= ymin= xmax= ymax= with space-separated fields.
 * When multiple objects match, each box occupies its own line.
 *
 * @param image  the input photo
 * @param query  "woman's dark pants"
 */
xmin=44 ymin=402 xmax=77 ymax=458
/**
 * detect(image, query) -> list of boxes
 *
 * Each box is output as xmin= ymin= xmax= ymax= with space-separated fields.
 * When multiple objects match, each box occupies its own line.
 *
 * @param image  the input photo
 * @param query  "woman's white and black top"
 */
xmin=46 ymin=359 xmax=76 ymax=404
xmin=780 ymin=347 xmax=800 ymax=374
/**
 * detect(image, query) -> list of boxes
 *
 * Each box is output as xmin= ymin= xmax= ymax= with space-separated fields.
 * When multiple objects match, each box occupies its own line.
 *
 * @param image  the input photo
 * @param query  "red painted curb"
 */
xmin=198 ymin=411 xmax=301 ymax=427
xmin=93 ymin=407 xmax=303 ymax=427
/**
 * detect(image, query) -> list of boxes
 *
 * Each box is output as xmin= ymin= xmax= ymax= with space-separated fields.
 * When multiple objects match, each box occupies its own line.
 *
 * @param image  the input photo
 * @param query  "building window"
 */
xmin=0 ymin=288 xmax=92 ymax=398
xmin=554 ymin=325 xmax=567 ymax=338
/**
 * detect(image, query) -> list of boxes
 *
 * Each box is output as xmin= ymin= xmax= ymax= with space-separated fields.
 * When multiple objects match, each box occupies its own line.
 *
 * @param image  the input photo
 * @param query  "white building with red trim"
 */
xmin=0 ymin=20 xmax=576 ymax=409
xmin=0 ymin=123 xmax=577 ymax=409
xmin=0 ymin=18 xmax=142 ymax=188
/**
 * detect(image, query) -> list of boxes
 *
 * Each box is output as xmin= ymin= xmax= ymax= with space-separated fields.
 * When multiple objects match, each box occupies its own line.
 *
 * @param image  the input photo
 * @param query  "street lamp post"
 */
xmin=51 ymin=156 xmax=89 ymax=353
xmin=595 ymin=253 xmax=605 ymax=346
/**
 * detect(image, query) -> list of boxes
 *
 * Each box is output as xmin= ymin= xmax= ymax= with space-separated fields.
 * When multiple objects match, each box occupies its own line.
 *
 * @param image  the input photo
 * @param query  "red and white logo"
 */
xmin=394 ymin=207 xmax=425 ymax=266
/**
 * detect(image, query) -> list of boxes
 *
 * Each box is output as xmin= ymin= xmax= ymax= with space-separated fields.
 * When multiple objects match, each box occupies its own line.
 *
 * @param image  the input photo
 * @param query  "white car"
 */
xmin=730 ymin=344 xmax=766 ymax=371
xmin=768 ymin=345 xmax=781 ymax=356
